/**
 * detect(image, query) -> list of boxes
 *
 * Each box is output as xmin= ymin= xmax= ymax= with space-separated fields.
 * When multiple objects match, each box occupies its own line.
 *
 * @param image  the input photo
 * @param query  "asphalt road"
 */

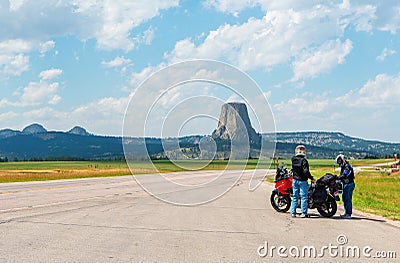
xmin=0 ymin=170 xmax=399 ymax=262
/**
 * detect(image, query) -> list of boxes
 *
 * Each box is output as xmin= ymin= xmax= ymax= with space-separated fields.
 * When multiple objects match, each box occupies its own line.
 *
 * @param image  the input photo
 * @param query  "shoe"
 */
xmin=291 ymin=214 xmax=296 ymax=218
xmin=340 ymin=214 xmax=352 ymax=219
xmin=300 ymin=214 xmax=310 ymax=218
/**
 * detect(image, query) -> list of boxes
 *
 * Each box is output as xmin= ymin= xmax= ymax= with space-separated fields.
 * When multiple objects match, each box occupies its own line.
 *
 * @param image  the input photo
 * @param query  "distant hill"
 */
xmin=68 ymin=126 xmax=91 ymax=136
xmin=273 ymin=132 xmax=400 ymax=158
xmin=0 ymin=132 xmax=123 ymax=160
xmin=0 ymin=124 xmax=399 ymax=160
xmin=22 ymin=123 xmax=47 ymax=135
xmin=0 ymin=124 xmax=123 ymax=160
xmin=0 ymin=129 xmax=20 ymax=139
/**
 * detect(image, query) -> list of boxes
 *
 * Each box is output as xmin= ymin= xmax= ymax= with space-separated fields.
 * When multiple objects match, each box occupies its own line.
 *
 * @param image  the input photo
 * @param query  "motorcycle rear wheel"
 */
xmin=317 ymin=195 xmax=337 ymax=218
xmin=270 ymin=192 xmax=291 ymax=213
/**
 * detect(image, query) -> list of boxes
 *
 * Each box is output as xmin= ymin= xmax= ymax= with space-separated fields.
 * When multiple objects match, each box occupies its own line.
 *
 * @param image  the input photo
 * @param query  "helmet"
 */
xmin=335 ymin=154 xmax=346 ymax=165
xmin=295 ymin=145 xmax=307 ymax=157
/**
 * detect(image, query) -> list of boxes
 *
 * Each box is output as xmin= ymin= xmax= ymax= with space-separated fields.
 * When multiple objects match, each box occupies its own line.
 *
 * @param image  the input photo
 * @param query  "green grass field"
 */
xmin=352 ymin=171 xmax=400 ymax=221
xmin=0 ymin=159 xmax=273 ymax=183
xmin=0 ymin=161 xmax=131 ymax=183
xmin=144 ymin=159 xmax=272 ymax=172
xmin=0 ymin=161 xmax=128 ymax=170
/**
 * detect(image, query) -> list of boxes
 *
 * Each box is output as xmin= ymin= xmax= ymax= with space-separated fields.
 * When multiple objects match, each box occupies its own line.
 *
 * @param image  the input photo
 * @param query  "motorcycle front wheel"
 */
xmin=317 ymin=195 xmax=337 ymax=218
xmin=270 ymin=192 xmax=291 ymax=213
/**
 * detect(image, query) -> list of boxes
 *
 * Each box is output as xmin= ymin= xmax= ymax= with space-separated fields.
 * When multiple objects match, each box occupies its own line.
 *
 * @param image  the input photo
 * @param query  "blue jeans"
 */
xmin=291 ymin=179 xmax=309 ymax=215
xmin=342 ymin=182 xmax=355 ymax=215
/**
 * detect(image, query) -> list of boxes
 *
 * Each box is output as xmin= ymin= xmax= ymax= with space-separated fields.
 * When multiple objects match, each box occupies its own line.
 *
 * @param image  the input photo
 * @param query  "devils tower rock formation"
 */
xmin=212 ymin=102 xmax=260 ymax=146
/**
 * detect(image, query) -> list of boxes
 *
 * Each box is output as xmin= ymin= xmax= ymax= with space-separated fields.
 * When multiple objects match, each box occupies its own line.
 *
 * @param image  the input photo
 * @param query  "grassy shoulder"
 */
xmin=352 ymin=170 xmax=400 ymax=221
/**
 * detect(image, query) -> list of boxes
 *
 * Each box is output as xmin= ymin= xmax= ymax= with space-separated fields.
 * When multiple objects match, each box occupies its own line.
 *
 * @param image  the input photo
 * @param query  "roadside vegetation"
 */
xmin=351 ymin=170 xmax=399 ymax=221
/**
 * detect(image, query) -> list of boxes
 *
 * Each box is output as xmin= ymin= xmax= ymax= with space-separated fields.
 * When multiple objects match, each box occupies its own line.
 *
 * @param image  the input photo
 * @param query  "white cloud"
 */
xmin=275 ymin=73 xmax=400 ymax=119
xmin=291 ymin=39 xmax=353 ymax=81
xmin=204 ymin=0 xmax=315 ymax=14
xmin=162 ymin=0 xmax=400 ymax=97
xmin=0 ymin=111 xmax=18 ymax=122
xmin=71 ymin=96 xmax=130 ymax=135
xmin=1 ymin=53 xmax=30 ymax=76
xmin=203 ymin=0 xmax=259 ymax=16
xmin=101 ymin=56 xmax=132 ymax=68
xmin=0 ymin=1 xmax=178 ymax=78
xmin=74 ymin=0 xmax=179 ymax=51
xmin=145 ymin=28 xmax=155 ymax=45
xmin=39 ymin=40 xmax=55 ymax=56
xmin=272 ymin=72 xmax=400 ymax=141
xmin=23 ymin=107 xmax=61 ymax=120
xmin=9 ymin=0 xmax=26 ymax=12
xmin=130 ymin=63 xmax=166 ymax=87
xmin=0 ymin=39 xmax=32 ymax=76
xmin=14 ymin=81 xmax=61 ymax=106
xmin=263 ymin=90 xmax=271 ymax=99
xmin=376 ymin=48 xmax=396 ymax=61
xmin=1 ymin=0 xmax=179 ymax=52
xmin=166 ymin=4 xmax=367 ymax=74
xmin=19 ymin=107 xmax=78 ymax=132
xmin=205 ymin=0 xmax=386 ymax=33
xmin=274 ymin=97 xmax=330 ymax=116
xmin=141 ymin=27 xmax=155 ymax=45
xmin=0 ymin=39 xmax=32 ymax=53
xmin=49 ymin=94 xmax=61 ymax=105
xmin=2 ymin=67 xmax=63 ymax=107
xmin=352 ymin=73 xmax=400 ymax=107
xmin=0 ymin=98 xmax=12 ymax=108
xmin=352 ymin=4 xmax=377 ymax=32
xmin=371 ymin=1 xmax=400 ymax=34
xmin=39 ymin=68 xmax=62 ymax=80
xmin=194 ymin=1 xmax=399 ymax=77
xmin=73 ymin=97 xmax=129 ymax=117
xmin=1 ymin=96 xmax=130 ymax=136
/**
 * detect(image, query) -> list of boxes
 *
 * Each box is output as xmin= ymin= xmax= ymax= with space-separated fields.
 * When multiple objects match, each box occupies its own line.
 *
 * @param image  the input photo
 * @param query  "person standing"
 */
xmin=291 ymin=145 xmax=315 ymax=218
xmin=335 ymin=154 xmax=355 ymax=219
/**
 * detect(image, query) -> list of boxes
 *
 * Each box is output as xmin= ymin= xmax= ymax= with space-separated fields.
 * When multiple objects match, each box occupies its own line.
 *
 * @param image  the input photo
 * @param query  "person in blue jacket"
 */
xmin=335 ymin=154 xmax=355 ymax=219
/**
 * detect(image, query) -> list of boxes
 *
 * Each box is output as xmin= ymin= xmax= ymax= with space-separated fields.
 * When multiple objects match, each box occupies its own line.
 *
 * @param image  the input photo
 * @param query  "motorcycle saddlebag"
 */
xmin=317 ymin=173 xmax=337 ymax=185
xmin=312 ymin=184 xmax=327 ymax=203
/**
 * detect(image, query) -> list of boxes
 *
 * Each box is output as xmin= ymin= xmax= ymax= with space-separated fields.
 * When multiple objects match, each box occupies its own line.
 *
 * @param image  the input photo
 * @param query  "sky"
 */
xmin=0 ymin=0 xmax=399 ymax=142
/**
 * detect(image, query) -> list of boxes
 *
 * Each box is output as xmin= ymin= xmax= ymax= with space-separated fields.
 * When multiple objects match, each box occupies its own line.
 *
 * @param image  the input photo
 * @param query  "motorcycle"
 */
xmin=270 ymin=166 xmax=341 ymax=218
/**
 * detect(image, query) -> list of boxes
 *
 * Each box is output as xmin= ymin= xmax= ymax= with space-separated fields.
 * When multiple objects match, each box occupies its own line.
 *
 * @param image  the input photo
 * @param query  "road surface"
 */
xmin=0 ymin=170 xmax=398 ymax=262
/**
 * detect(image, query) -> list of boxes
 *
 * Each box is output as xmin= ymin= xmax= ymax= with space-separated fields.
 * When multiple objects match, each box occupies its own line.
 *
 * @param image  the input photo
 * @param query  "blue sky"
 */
xmin=0 ymin=0 xmax=399 ymax=142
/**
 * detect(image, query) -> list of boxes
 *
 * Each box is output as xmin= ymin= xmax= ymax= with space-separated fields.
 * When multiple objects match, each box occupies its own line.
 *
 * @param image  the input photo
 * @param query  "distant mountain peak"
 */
xmin=22 ymin=123 xmax=47 ymax=135
xmin=68 ymin=126 xmax=90 ymax=136
xmin=0 ymin=128 xmax=20 ymax=139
